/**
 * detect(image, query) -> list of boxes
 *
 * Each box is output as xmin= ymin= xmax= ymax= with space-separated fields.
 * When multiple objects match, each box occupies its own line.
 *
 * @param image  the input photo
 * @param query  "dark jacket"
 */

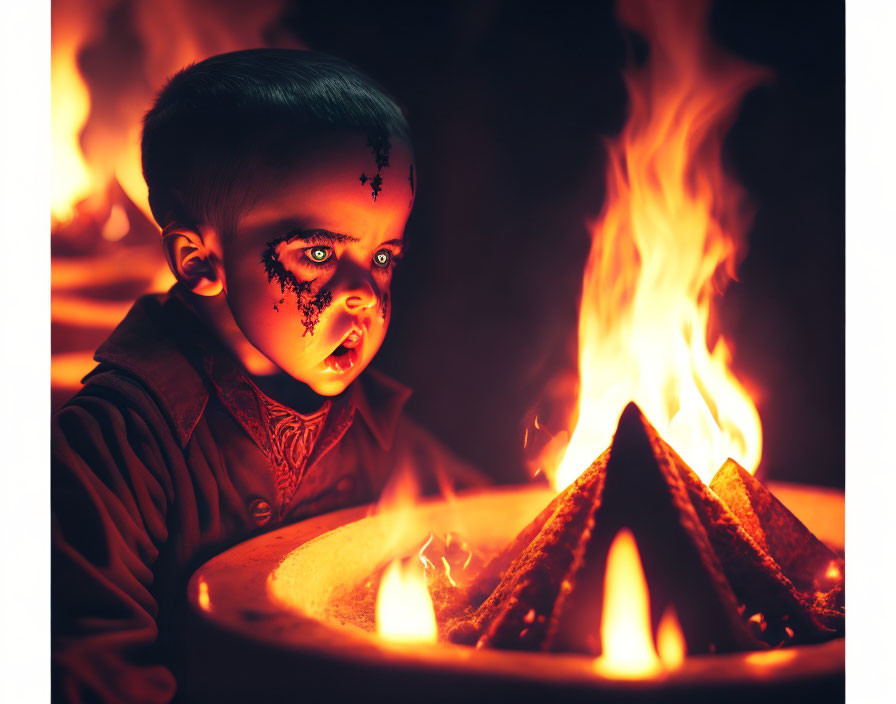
xmin=51 ymin=289 xmax=485 ymax=703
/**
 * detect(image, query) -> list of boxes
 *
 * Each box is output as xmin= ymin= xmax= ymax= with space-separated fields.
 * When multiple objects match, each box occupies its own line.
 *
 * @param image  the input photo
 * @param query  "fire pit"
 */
xmin=185 ymin=477 xmax=842 ymax=703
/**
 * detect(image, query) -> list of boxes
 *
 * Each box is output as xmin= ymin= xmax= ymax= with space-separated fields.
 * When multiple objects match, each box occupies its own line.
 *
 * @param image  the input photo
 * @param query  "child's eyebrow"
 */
xmin=283 ymin=229 xmax=360 ymax=244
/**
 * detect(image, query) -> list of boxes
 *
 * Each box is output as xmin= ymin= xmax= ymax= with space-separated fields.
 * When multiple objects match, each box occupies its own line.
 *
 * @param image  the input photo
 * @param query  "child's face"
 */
xmin=216 ymin=132 xmax=415 ymax=395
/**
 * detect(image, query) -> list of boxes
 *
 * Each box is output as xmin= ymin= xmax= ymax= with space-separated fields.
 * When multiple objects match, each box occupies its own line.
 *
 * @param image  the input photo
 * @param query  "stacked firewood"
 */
xmin=448 ymin=403 xmax=844 ymax=655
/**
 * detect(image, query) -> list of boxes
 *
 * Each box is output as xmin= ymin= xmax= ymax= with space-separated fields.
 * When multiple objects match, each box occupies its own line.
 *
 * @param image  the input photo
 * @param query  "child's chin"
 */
xmin=307 ymin=370 xmax=360 ymax=396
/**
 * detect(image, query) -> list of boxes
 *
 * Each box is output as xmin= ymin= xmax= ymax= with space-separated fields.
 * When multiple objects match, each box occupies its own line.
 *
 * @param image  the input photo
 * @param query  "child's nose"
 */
xmin=341 ymin=273 xmax=378 ymax=312
xmin=332 ymin=258 xmax=379 ymax=312
xmin=345 ymin=284 xmax=377 ymax=312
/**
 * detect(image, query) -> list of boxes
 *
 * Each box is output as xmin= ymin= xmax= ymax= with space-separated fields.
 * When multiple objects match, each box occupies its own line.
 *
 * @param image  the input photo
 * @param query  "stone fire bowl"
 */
xmin=183 ymin=483 xmax=844 ymax=703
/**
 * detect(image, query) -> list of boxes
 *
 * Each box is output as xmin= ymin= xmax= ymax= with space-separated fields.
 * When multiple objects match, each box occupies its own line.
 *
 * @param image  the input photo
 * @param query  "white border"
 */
xmin=845 ymin=0 xmax=896 ymax=700
xmin=0 ymin=1 xmax=51 ymax=702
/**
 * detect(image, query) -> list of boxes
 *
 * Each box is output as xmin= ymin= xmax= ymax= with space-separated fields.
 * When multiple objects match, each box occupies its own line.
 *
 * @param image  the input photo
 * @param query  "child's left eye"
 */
xmin=304 ymin=246 xmax=333 ymax=264
xmin=372 ymin=249 xmax=393 ymax=269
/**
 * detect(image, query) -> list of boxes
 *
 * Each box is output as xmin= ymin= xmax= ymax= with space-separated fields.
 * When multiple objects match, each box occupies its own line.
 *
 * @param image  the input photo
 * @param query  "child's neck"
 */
xmin=250 ymin=371 xmax=329 ymax=414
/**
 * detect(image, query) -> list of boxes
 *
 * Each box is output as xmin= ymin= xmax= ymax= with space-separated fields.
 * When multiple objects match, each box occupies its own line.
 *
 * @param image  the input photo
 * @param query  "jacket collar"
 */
xmin=90 ymin=287 xmax=411 ymax=450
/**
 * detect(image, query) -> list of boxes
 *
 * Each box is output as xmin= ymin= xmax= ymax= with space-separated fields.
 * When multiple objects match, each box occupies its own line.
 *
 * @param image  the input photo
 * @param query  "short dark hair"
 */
xmin=141 ymin=49 xmax=411 ymax=235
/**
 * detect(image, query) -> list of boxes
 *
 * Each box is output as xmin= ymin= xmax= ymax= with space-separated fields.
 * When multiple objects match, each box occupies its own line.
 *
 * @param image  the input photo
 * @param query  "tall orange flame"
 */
xmin=51 ymin=1 xmax=102 ymax=224
xmin=552 ymin=0 xmax=766 ymax=490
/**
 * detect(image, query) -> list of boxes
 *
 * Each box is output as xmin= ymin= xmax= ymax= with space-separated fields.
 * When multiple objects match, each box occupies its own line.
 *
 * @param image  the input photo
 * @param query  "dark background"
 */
xmin=56 ymin=0 xmax=845 ymax=488
xmin=275 ymin=0 xmax=843 ymax=487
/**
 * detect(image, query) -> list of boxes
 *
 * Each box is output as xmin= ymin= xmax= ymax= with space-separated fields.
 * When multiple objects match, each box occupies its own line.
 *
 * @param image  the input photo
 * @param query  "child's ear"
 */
xmin=161 ymin=226 xmax=224 ymax=296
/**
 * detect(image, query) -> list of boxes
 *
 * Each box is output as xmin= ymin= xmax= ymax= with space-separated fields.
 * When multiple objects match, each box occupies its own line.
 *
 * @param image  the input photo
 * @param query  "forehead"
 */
xmin=238 ymin=131 xmax=415 ymax=243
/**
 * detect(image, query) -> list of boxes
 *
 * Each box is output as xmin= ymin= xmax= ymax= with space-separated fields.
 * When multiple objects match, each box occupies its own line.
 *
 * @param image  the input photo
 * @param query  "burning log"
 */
xmin=449 ymin=451 xmax=611 ymax=649
xmin=449 ymin=402 xmax=843 ymax=655
xmin=710 ymin=460 xmax=845 ymax=628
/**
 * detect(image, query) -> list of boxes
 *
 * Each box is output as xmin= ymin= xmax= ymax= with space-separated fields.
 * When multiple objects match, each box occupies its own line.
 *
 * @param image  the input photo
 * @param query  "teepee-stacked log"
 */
xmin=710 ymin=459 xmax=844 ymax=632
xmin=450 ymin=451 xmax=610 ymax=649
xmin=449 ymin=402 xmax=844 ymax=655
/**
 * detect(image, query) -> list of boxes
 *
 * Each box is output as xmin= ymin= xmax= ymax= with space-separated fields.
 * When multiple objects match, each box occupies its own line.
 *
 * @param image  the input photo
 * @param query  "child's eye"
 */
xmin=372 ymin=249 xmax=393 ymax=269
xmin=304 ymin=246 xmax=333 ymax=264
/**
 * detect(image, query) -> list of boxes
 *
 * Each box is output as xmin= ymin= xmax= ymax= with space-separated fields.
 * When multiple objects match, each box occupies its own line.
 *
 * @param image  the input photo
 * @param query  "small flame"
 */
xmin=551 ymin=0 xmax=765 ymax=490
xmin=594 ymin=529 xmax=685 ymax=678
xmin=197 ymin=577 xmax=211 ymax=612
xmin=373 ymin=467 xmax=439 ymax=643
xmin=656 ymin=607 xmax=686 ymax=669
xmin=375 ymin=558 xmax=438 ymax=644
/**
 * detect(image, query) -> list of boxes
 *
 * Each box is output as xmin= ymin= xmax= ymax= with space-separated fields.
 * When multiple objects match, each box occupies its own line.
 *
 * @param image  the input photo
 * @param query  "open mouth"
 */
xmin=324 ymin=329 xmax=362 ymax=373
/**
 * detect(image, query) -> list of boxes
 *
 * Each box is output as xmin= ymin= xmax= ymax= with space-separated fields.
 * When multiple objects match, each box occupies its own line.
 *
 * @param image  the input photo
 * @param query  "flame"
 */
xmin=371 ymin=467 xmax=439 ymax=643
xmin=551 ymin=0 xmax=765 ymax=490
xmin=375 ymin=558 xmax=438 ymax=644
xmin=51 ymin=30 xmax=94 ymax=224
xmin=51 ymin=0 xmax=98 ymax=225
xmin=656 ymin=607 xmax=686 ymax=669
xmin=594 ymin=529 xmax=685 ymax=678
xmin=196 ymin=576 xmax=211 ymax=612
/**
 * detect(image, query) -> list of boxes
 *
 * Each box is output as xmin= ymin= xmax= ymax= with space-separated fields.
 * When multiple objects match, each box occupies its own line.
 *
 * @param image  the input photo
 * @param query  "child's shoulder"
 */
xmin=54 ymin=288 xmax=210 ymax=450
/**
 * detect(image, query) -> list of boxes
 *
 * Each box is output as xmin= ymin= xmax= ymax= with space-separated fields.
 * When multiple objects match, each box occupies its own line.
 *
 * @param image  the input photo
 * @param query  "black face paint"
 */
xmin=408 ymin=164 xmax=415 ymax=195
xmin=367 ymin=134 xmax=391 ymax=170
xmin=369 ymin=173 xmax=383 ymax=201
xmin=360 ymin=133 xmax=391 ymax=201
xmin=378 ymin=291 xmax=390 ymax=321
xmin=261 ymin=238 xmax=332 ymax=336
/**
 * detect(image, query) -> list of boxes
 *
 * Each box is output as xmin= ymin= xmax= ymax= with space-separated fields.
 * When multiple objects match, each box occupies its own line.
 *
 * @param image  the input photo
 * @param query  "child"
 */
xmin=52 ymin=49 xmax=486 ymax=703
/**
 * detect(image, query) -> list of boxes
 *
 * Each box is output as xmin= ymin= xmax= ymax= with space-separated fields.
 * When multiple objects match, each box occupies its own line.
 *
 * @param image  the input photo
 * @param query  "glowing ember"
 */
xmin=551 ymin=0 xmax=766 ymax=490
xmin=744 ymin=649 xmax=797 ymax=668
xmin=375 ymin=558 xmax=438 ymax=644
xmin=594 ymin=528 xmax=684 ymax=678
xmin=824 ymin=561 xmax=842 ymax=581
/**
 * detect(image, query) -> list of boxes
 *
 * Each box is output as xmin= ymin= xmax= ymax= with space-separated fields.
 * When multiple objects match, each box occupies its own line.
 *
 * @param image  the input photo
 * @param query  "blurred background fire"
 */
xmin=51 ymin=0 xmax=844 ymax=488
